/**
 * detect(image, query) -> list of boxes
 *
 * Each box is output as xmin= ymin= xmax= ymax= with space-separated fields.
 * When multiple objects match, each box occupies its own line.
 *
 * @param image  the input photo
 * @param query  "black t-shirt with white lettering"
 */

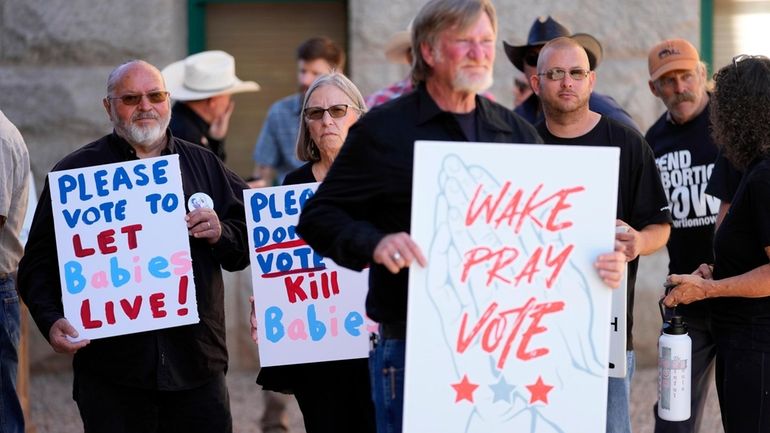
xmin=712 ymin=157 xmax=770 ymax=350
xmin=646 ymin=103 xmax=719 ymax=278
xmin=537 ymin=116 xmax=672 ymax=350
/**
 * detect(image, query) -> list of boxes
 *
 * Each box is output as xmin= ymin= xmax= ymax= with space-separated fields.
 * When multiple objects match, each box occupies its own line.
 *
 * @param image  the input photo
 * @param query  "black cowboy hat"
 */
xmin=503 ymin=16 xmax=604 ymax=72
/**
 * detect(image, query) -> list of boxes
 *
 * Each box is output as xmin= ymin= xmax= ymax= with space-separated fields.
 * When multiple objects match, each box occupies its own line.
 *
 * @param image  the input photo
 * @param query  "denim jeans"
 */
xmin=606 ymin=350 xmax=635 ymax=433
xmin=0 ymin=275 xmax=24 ymax=433
xmin=369 ymin=335 xmax=405 ymax=433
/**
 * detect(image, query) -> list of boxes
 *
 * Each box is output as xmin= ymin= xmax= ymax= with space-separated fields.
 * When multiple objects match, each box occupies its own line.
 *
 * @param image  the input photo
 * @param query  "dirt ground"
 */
xmin=29 ymin=366 xmax=724 ymax=433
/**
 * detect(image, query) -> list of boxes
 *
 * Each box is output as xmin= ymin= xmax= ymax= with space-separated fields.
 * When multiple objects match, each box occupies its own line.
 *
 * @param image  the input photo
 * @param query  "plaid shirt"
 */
xmin=366 ymin=77 xmax=497 ymax=108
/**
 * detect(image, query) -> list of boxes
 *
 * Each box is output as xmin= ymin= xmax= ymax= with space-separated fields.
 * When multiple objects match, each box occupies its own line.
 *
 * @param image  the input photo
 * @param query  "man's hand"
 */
xmin=373 ymin=232 xmax=427 ymax=274
xmin=692 ymin=263 xmax=714 ymax=280
xmin=594 ymin=241 xmax=627 ymax=288
xmin=186 ymin=208 xmax=222 ymax=245
xmin=208 ymin=100 xmax=235 ymax=140
xmin=48 ymin=318 xmax=89 ymax=354
xmin=614 ymin=219 xmax=641 ymax=262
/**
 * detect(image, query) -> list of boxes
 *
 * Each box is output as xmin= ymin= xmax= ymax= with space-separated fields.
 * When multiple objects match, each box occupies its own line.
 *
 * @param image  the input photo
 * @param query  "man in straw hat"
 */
xmin=504 ymin=16 xmax=639 ymax=131
xmin=18 ymin=59 xmax=250 ymax=433
xmin=163 ymin=50 xmax=260 ymax=162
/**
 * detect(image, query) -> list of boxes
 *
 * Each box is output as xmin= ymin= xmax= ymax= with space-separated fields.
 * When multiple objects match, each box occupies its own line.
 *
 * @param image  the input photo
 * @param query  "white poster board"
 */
xmin=405 ymin=141 xmax=619 ymax=433
xmin=245 ymin=183 xmax=373 ymax=367
xmin=48 ymin=155 xmax=198 ymax=340
xmin=608 ymin=227 xmax=628 ymax=378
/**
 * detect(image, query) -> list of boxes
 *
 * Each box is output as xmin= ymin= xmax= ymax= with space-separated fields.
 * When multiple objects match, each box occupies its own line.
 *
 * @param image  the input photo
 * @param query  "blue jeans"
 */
xmin=606 ymin=350 xmax=635 ymax=433
xmin=0 ymin=275 xmax=24 ymax=433
xmin=369 ymin=335 xmax=405 ymax=433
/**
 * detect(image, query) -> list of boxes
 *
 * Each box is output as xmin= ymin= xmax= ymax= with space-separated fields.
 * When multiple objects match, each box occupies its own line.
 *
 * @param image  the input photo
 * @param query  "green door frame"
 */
xmin=701 ymin=0 xmax=714 ymax=73
xmin=187 ymin=0 xmax=345 ymax=54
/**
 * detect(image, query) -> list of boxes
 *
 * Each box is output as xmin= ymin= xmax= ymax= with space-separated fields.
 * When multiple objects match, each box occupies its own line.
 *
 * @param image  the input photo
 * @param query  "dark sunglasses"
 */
xmin=107 ymin=91 xmax=170 ymax=106
xmin=537 ymin=68 xmax=591 ymax=81
xmin=303 ymin=104 xmax=356 ymax=120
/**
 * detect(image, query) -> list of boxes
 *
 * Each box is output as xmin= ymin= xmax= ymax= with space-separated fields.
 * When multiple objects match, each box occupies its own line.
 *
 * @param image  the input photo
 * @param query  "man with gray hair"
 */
xmin=0 ymin=110 xmax=30 ymax=433
xmin=295 ymin=1 xmax=622 ymax=432
xmin=646 ymin=38 xmax=720 ymax=433
xmin=18 ymin=60 xmax=249 ymax=433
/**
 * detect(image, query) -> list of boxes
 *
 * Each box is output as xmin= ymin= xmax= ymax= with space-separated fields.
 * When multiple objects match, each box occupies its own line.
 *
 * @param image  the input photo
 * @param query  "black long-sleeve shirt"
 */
xmin=296 ymin=83 xmax=542 ymax=325
xmin=18 ymin=130 xmax=249 ymax=390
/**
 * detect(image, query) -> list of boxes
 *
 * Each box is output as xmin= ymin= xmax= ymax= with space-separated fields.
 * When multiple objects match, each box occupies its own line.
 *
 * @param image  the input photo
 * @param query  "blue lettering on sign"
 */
xmin=344 ymin=311 xmax=364 ymax=336
xmin=265 ymin=306 xmax=285 ymax=342
xmin=64 ymin=261 xmax=86 ymax=294
xmin=307 ymin=304 xmax=326 ymax=341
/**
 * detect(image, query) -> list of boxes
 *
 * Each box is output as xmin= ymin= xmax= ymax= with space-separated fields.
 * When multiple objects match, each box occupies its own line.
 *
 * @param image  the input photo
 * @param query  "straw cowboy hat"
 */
xmin=162 ymin=50 xmax=260 ymax=101
xmin=503 ymin=16 xmax=604 ymax=72
xmin=384 ymin=30 xmax=411 ymax=64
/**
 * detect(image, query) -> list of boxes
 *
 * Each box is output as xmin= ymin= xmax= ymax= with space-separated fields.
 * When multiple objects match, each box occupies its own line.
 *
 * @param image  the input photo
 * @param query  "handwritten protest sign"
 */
xmin=404 ymin=141 xmax=619 ymax=433
xmin=49 ymin=155 xmax=198 ymax=340
xmin=245 ymin=183 xmax=372 ymax=367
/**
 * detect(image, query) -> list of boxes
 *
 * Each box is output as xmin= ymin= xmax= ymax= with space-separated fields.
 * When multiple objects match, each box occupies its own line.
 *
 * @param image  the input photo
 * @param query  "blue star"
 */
xmin=489 ymin=375 xmax=516 ymax=403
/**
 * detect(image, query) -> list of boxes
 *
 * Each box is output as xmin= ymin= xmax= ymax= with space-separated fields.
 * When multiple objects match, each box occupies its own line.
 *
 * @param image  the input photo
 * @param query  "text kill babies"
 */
xmin=54 ymin=158 xmax=193 ymax=329
xmin=249 ymin=187 xmax=368 ymax=343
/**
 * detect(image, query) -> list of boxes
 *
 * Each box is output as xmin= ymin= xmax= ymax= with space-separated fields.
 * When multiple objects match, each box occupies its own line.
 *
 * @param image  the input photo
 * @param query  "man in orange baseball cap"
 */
xmin=646 ymin=38 xmax=720 ymax=433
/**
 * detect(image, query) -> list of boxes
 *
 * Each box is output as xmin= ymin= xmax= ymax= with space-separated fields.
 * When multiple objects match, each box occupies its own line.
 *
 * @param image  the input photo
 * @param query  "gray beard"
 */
xmin=115 ymin=115 xmax=170 ymax=148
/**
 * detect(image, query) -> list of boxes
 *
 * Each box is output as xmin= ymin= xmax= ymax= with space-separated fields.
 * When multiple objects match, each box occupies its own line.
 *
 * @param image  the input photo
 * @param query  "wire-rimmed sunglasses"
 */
xmin=303 ymin=104 xmax=357 ymax=120
xmin=107 ymin=91 xmax=170 ymax=106
xmin=537 ymin=68 xmax=591 ymax=81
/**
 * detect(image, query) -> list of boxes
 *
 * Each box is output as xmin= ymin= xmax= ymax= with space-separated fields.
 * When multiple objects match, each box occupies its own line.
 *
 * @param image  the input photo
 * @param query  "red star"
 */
xmin=526 ymin=375 xmax=554 ymax=405
xmin=451 ymin=374 xmax=479 ymax=403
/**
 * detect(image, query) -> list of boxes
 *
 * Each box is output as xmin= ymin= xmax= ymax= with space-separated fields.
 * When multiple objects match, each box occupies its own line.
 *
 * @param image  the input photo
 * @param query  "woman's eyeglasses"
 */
xmin=304 ymin=104 xmax=356 ymax=120
xmin=107 ymin=91 xmax=170 ymax=106
xmin=537 ymin=68 xmax=591 ymax=81
xmin=732 ymin=54 xmax=770 ymax=77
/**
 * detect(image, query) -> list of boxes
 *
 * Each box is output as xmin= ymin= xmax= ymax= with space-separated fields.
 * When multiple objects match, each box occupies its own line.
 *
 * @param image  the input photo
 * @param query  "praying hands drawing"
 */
xmin=424 ymin=154 xmax=607 ymax=432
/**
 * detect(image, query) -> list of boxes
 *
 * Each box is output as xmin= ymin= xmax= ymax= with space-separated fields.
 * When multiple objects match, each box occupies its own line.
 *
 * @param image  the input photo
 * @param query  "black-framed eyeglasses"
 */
xmin=303 ymin=104 xmax=357 ymax=120
xmin=107 ymin=91 xmax=170 ymax=106
xmin=537 ymin=68 xmax=591 ymax=81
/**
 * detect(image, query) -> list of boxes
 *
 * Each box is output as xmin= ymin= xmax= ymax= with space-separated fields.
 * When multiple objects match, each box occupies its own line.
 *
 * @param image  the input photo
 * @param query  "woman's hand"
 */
xmin=249 ymin=295 xmax=258 ymax=343
xmin=663 ymin=274 xmax=713 ymax=307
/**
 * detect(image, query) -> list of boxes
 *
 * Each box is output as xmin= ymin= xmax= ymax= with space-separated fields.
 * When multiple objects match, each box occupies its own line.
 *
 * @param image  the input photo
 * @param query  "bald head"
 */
xmin=107 ymin=60 xmax=165 ymax=97
xmin=537 ymin=37 xmax=590 ymax=74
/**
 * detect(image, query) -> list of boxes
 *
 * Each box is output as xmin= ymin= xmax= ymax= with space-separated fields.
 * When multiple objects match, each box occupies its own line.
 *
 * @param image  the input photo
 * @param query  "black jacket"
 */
xmin=297 ymin=83 xmax=542 ymax=324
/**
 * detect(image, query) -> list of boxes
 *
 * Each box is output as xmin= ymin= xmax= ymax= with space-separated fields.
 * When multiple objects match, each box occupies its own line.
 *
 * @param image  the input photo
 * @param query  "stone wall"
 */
xmin=12 ymin=0 xmax=698 ymax=371
xmin=350 ymin=0 xmax=700 ymax=132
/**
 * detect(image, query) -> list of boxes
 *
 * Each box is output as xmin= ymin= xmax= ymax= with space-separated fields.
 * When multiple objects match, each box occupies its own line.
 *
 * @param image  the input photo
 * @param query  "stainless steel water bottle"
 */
xmin=657 ymin=298 xmax=691 ymax=421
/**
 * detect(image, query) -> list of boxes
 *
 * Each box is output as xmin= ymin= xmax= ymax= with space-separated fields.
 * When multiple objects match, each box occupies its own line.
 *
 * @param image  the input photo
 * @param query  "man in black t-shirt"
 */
xmin=646 ymin=38 xmax=720 ymax=433
xmin=531 ymin=37 xmax=672 ymax=433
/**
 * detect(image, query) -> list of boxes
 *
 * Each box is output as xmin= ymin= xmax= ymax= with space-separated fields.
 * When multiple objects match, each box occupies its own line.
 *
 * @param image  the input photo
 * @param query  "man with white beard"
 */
xmin=17 ymin=60 xmax=250 ymax=433
xmin=296 ymin=1 xmax=555 ymax=432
